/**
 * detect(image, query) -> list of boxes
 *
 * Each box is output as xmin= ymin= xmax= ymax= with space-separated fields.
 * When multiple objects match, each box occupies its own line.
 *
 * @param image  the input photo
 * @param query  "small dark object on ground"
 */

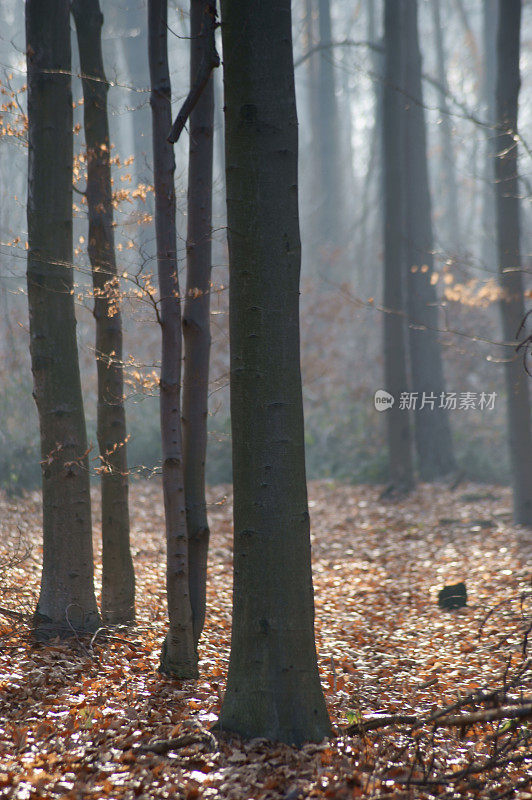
xmin=438 ymin=582 xmax=467 ymax=610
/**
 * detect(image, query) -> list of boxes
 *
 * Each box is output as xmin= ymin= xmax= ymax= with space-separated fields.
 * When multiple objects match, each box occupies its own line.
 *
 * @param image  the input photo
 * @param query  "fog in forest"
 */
xmin=1 ymin=0 xmax=531 ymax=493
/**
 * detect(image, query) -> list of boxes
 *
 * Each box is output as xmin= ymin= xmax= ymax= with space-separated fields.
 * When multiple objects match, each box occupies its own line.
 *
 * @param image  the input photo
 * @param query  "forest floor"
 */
xmin=0 ymin=480 xmax=531 ymax=799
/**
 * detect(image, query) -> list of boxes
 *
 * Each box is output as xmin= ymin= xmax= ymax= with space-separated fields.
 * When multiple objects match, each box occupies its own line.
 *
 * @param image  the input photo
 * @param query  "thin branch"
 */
xmin=136 ymin=732 xmax=217 ymax=754
xmin=293 ymin=38 xmax=383 ymax=68
xmin=347 ymin=702 xmax=532 ymax=735
xmin=167 ymin=4 xmax=219 ymax=144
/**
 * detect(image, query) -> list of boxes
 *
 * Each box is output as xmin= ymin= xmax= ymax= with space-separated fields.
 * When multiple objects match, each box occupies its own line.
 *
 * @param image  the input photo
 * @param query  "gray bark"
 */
xmin=182 ymin=0 xmax=214 ymax=647
xmin=26 ymin=0 xmax=100 ymax=637
xmin=404 ymin=0 xmax=456 ymax=480
xmin=495 ymin=0 xmax=532 ymax=526
xmin=382 ymin=0 xmax=415 ymax=493
xmin=217 ymin=0 xmax=332 ymax=744
xmin=148 ymin=0 xmax=198 ymax=677
xmin=72 ymin=0 xmax=135 ymax=625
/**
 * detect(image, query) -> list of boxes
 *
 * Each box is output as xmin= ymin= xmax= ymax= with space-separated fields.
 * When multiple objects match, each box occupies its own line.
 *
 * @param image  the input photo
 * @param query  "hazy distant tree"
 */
xmin=482 ymin=0 xmax=498 ymax=274
xmin=182 ymin=0 xmax=215 ymax=647
xmin=382 ymin=0 xmax=414 ymax=493
xmin=403 ymin=0 xmax=456 ymax=481
xmin=495 ymin=0 xmax=532 ymax=526
xmin=72 ymin=0 xmax=135 ymax=625
xmin=148 ymin=0 xmax=197 ymax=676
xmin=26 ymin=0 xmax=100 ymax=637
xmin=316 ymin=0 xmax=343 ymax=252
xmin=217 ymin=0 xmax=332 ymax=743
xmin=430 ymin=0 xmax=461 ymax=255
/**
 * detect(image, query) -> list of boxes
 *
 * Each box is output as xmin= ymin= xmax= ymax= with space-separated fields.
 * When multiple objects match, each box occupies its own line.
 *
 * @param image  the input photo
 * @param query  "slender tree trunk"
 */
xmin=26 ymin=0 xmax=100 ymax=638
xmin=495 ymin=0 xmax=532 ymax=527
xmin=218 ymin=0 xmax=331 ymax=744
xmin=382 ymin=0 xmax=414 ymax=493
xmin=316 ymin=0 xmax=342 ymax=251
xmin=182 ymin=0 xmax=214 ymax=647
xmin=431 ymin=0 xmax=461 ymax=255
xmin=482 ymin=0 xmax=498 ymax=274
xmin=404 ymin=0 xmax=456 ymax=481
xmin=148 ymin=0 xmax=198 ymax=677
xmin=72 ymin=0 xmax=135 ymax=625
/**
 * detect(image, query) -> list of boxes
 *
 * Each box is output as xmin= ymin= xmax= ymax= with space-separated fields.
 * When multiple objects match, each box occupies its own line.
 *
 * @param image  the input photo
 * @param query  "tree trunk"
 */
xmin=217 ymin=0 xmax=332 ymax=744
xmin=148 ymin=0 xmax=198 ymax=677
xmin=495 ymin=0 xmax=532 ymax=526
xmin=182 ymin=0 xmax=214 ymax=648
xmin=431 ymin=0 xmax=461 ymax=255
xmin=26 ymin=0 xmax=100 ymax=638
xmin=403 ymin=0 xmax=456 ymax=481
xmin=316 ymin=0 xmax=343 ymax=252
xmin=72 ymin=0 xmax=135 ymax=625
xmin=482 ymin=0 xmax=498 ymax=274
xmin=382 ymin=0 xmax=414 ymax=493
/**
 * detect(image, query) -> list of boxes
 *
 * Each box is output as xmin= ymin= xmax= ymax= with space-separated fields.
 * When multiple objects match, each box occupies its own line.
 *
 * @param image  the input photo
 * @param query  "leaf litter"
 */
xmin=0 ymin=480 xmax=531 ymax=799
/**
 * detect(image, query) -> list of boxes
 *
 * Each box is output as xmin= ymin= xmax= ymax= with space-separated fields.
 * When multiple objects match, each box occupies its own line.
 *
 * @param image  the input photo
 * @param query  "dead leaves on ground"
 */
xmin=0 ymin=480 xmax=531 ymax=799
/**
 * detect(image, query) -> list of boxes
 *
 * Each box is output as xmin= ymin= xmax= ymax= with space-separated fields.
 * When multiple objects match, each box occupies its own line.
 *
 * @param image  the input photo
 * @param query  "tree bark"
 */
xmin=148 ymin=0 xmax=198 ymax=677
xmin=72 ymin=0 xmax=135 ymax=625
xmin=382 ymin=0 xmax=415 ymax=493
xmin=403 ymin=0 xmax=456 ymax=481
xmin=495 ymin=0 xmax=532 ymax=526
xmin=26 ymin=0 xmax=100 ymax=638
xmin=182 ymin=0 xmax=214 ymax=648
xmin=217 ymin=0 xmax=332 ymax=744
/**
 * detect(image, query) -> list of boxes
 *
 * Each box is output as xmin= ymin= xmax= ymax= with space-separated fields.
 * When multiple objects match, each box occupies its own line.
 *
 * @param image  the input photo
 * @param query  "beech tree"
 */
xmin=72 ymin=0 xmax=135 ymax=625
xmin=403 ymin=0 xmax=455 ymax=481
xmin=495 ymin=0 xmax=532 ymax=526
xmin=182 ymin=0 xmax=215 ymax=647
xmin=382 ymin=0 xmax=414 ymax=493
xmin=217 ymin=0 xmax=331 ymax=744
xmin=148 ymin=0 xmax=197 ymax=677
xmin=26 ymin=0 xmax=100 ymax=637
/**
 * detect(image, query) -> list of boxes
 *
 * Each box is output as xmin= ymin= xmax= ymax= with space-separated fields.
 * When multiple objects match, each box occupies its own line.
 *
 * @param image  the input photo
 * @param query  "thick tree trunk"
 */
xmin=382 ymin=0 xmax=414 ymax=493
xmin=403 ymin=0 xmax=456 ymax=481
xmin=26 ymin=0 xmax=100 ymax=638
xmin=148 ymin=0 xmax=198 ymax=677
xmin=182 ymin=0 xmax=214 ymax=648
xmin=431 ymin=0 xmax=461 ymax=255
xmin=72 ymin=0 xmax=135 ymax=625
xmin=495 ymin=0 xmax=532 ymax=527
xmin=218 ymin=0 xmax=331 ymax=744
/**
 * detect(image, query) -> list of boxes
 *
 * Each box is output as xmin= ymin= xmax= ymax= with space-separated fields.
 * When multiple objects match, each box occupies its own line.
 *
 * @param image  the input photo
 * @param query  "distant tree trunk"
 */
xmin=482 ymin=0 xmax=498 ymax=273
xmin=431 ymin=0 xmax=461 ymax=255
xmin=182 ymin=0 xmax=214 ymax=647
xmin=148 ymin=0 xmax=198 ymax=677
xmin=218 ymin=0 xmax=332 ymax=744
xmin=316 ymin=0 xmax=343 ymax=252
xmin=404 ymin=0 xmax=456 ymax=481
xmin=382 ymin=0 xmax=414 ymax=493
xmin=72 ymin=0 xmax=135 ymax=625
xmin=495 ymin=0 xmax=532 ymax=526
xmin=26 ymin=0 xmax=100 ymax=637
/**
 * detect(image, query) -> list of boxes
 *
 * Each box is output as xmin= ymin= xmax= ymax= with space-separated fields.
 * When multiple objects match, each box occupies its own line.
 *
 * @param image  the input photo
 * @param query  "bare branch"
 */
xmin=167 ymin=4 xmax=219 ymax=145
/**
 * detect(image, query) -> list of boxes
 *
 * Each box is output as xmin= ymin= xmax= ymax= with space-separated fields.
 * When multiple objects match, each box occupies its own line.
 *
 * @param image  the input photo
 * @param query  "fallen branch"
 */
xmin=136 ymin=731 xmax=217 ymax=754
xmin=0 ymin=606 xmax=26 ymax=621
xmin=167 ymin=3 xmax=219 ymax=144
xmin=347 ymin=703 xmax=532 ymax=735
